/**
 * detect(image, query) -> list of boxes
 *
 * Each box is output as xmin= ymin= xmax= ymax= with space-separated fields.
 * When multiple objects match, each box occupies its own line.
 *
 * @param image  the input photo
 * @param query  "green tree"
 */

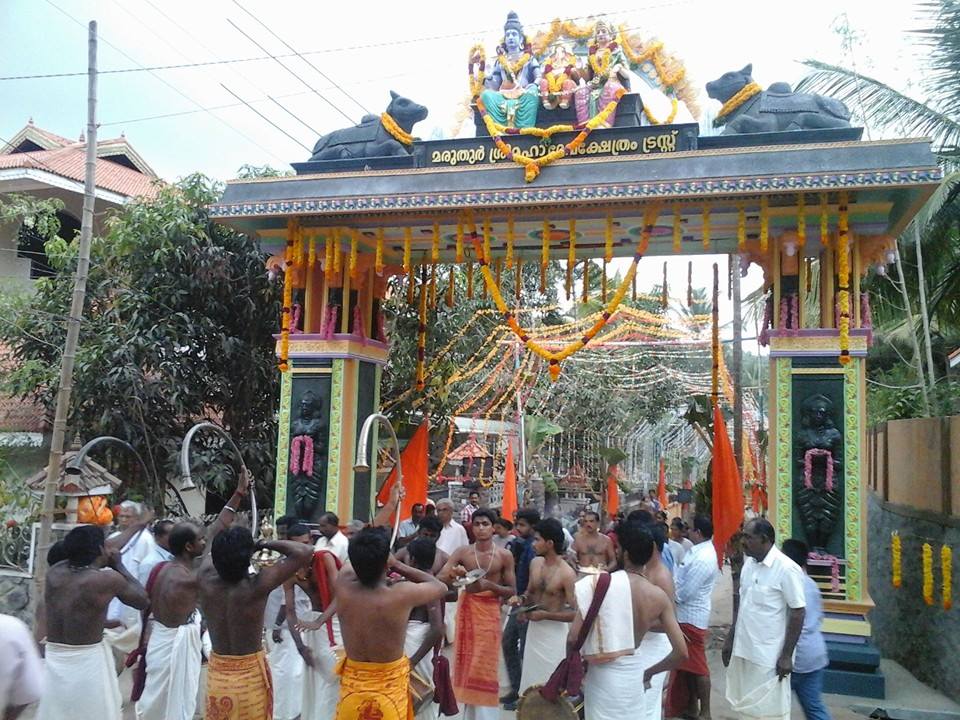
xmin=0 ymin=175 xmax=281 ymax=509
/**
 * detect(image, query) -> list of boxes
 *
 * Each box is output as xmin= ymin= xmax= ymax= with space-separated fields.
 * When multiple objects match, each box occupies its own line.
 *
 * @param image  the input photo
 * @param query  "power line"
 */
xmin=232 ymin=0 xmax=370 ymax=117
xmin=42 ymin=0 xmax=288 ymax=164
xmin=4 ymin=2 xmax=692 ymax=82
xmin=226 ymin=18 xmax=356 ymax=126
xmin=221 ymin=85 xmax=311 ymax=152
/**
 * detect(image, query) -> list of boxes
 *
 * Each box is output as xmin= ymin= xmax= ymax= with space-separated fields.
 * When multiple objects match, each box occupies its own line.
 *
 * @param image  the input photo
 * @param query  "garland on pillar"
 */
xmin=308 ymin=236 xmax=316 ymax=269
xmin=333 ymin=228 xmax=342 ymax=274
xmin=820 ymin=193 xmax=830 ymax=246
xmin=482 ymin=217 xmax=492 ymax=261
xmin=403 ymin=227 xmax=412 ymax=273
xmin=737 ymin=203 xmax=746 ymax=250
xmin=432 ymin=221 xmax=441 ymax=263
xmin=605 ymin=214 xmax=614 ymax=262
xmin=324 ymin=232 xmax=334 ymax=283
xmin=416 ymin=267 xmax=428 ymax=392
xmin=837 ymin=191 xmax=851 ymax=364
xmin=760 ymin=196 xmax=769 ymax=253
xmin=891 ymin=531 xmax=902 ymax=588
xmin=673 ymin=206 xmax=682 ymax=253
xmin=349 ymin=229 xmax=359 ymax=279
xmin=279 ymin=219 xmax=297 ymax=372
xmin=943 ymin=545 xmax=953 ymax=610
xmin=375 ymin=228 xmax=384 ymax=275
xmin=702 ymin=205 xmax=711 ymax=250
xmin=455 ymin=220 xmax=464 ymax=263
xmin=506 ymin=215 xmax=515 ymax=268
xmin=924 ymin=543 xmax=934 ymax=606
xmin=797 ymin=193 xmax=806 ymax=249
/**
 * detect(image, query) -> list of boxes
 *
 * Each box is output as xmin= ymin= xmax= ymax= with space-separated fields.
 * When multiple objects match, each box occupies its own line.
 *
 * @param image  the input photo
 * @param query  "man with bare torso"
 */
xmin=198 ymin=523 xmax=313 ymax=719
xmin=572 ymin=510 xmax=617 ymax=573
xmin=439 ymin=509 xmax=516 ymax=720
xmin=37 ymin=524 xmax=150 ymax=720
xmin=334 ymin=526 xmax=448 ymax=719
xmin=136 ymin=472 xmax=249 ymax=720
xmin=511 ymin=518 xmax=576 ymax=695
xmin=573 ymin=516 xmax=687 ymax=720
xmin=403 ymin=537 xmax=446 ymax=720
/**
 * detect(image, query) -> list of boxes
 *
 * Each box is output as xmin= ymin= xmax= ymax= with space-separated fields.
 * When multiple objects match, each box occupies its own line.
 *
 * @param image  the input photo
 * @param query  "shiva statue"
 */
xmin=575 ymin=20 xmax=630 ymax=126
xmin=480 ymin=11 xmax=542 ymax=129
xmin=538 ymin=40 xmax=581 ymax=110
xmin=795 ymin=393 xmax=843 ymax=550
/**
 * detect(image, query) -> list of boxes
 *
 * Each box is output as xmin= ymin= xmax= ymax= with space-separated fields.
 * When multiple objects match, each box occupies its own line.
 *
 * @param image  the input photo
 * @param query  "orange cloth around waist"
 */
xmin=453 ymin=590 xmax=502 ymax=707
xmin=205 ymin=650 xmax=273 ymax=720
xmin=335 ymin=654 xmax=412 ymax=720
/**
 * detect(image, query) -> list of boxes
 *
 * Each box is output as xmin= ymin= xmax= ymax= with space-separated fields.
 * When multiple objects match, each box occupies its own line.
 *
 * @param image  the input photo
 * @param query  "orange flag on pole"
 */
xmin=606 ymin=464 xmax=620 ymax=518
xmin=657 ymin=458 xmax=668 ymax=509
xmin=376 ymin=420 xmax=430 ymax=522
xmin=501 ymin=443 xmax=518 ymax=522
xmin=711 ymin=404 xmax=743 ymax=568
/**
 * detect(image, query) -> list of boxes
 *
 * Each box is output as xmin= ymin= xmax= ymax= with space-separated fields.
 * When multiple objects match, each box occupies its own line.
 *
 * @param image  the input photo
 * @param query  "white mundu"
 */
xmin=519 ymin=618 xmax=569 ymax=693
xmin=301 ymin=612 xmax=342 ymax=720
xmin=404 ymin=620 xmax=440 ymax=720
xmin=37 ymin=640 xmax=121 ymax=720
xmin=136 ymin=615 xmax=203 ymax=720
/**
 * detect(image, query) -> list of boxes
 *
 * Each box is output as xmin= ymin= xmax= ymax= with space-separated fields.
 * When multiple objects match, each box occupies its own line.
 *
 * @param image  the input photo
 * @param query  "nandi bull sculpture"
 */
xmin=309 ymin=91 xmax=428 ymax=161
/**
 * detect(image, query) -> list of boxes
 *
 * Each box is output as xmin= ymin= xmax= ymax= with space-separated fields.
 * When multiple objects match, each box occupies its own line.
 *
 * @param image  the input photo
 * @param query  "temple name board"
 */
xmin=416 ymin=124 xmax=699 ymax=168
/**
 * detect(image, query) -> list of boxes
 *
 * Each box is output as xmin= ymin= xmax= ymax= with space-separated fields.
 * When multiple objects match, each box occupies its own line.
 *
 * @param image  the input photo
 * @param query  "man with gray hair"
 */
xmin=105 ymin=501 xmax=157 ymax=657
xmin=435 ymin=498 xmax=468 ymax=556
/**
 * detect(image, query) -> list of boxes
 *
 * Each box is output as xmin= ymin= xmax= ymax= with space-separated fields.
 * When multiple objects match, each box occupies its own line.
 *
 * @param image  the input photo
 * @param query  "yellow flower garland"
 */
xmin=737 ymin=203 xmax=746 ymax=251
xmin=308 ymin=237 xmax=316 ymax=269
xmin=333 ymin=228 xmax=342 ymax=274
xmin=375 ymin=228 xmax=384 ymax=275
xmin=605 ymin=214 xmax=614 ymax=262
xmin=644 ymin=98 xmax=679 ymax=126
xmin=455 ymin=219 xmax=464 ymax=263
xmin=279 ymin=219 xmax=297 ymax=372
xmin=324 ymin=232 xmax=334 ymax=282
xmin=468 ymin=44 xmax=486 ymax=98
xmin=432 ymin=221 xmax=440 ymax=263
xmin=497 ymin=52 xmax=532 ymax=82
xmin=702 ymin=205 xmax=711 ymax=250
xmin=820 ymin=193 xmax=830 ymax=246
xmin=760 ymin=196 xmax=769 ymax=253
xmin=403 ymin=227 xmax=412 ymax=273
xmin=469 ymin=205 xmax=660 ymax=380
xmin=943 ymin=544 xmax=953 ymax=610
xmin=672 ymin=206 xmax=682 ymax=253
xmin=588 ymin=48 xmax=612 ymax=77
xmin=482 ymin=217 xmax=492 ymax=261
xmin=416 ymin=271 xmax=427 ymax=391
xmin=923 ymin=542 xmax=934 ymax=606
xmin=714 ymin=82 xmax=762 ymax=126
xmin=506 ymin=215 xmax=515 ymax=268
xmin=381 ymin=112 xmax=415 ymax=145
xmin=349 ymin=229 xmax=358 ymax=279
xmin=838 ymin=191 xmax=851 ymax=365
xmin=892 ymin=531 xmax=902 ymax=588
xmin=429 ymin=263 xmax=437 ymax=308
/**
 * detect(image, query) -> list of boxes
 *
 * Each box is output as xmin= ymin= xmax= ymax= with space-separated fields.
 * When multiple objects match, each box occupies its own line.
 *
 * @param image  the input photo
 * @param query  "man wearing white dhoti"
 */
xmin=514 ymin=518 xmax=575 ymax=695
xmin=37 ymin=525 xmax=149 ymax=720
xmin=105 ymin=501 xmax=156 ymax=656
xmin=266 ymin=583 xmax=311 ymax=720
xmin=574 ymin=517 xmax=687 ymax=720
xmin=723 ymin=518 xmax=806 ymax=720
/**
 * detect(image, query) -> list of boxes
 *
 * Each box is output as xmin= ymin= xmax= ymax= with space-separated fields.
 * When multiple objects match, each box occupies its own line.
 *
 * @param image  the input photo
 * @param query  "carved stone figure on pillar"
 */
xmin=575 ymin=21 xmax=630 ymax=126
xmin=795 ymin=394 xmax=843 ymax=550
xmin=538 ymin=41 xmax=580 ymax=110
xmin=288 ymin=389 xmax=328 ymax=518
xmin=479 ymin=11 xmax=542 ymax=129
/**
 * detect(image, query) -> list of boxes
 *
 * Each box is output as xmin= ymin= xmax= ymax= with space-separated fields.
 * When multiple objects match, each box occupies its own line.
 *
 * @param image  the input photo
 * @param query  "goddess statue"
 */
xmin=538 ymin=41 xmax=580 ymax=110
xmin=795 ymin=394 xmax=843 ymax=550
xmin=479 ymin=11 xmax=542 ymax=129
xmin=574 ymin=21 xmax=630 ymax=126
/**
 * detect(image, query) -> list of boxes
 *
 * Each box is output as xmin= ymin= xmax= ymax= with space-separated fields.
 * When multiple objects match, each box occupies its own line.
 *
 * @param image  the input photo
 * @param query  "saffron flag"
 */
xmin=376 ymin=420 xmax=430 ymax=521
xmin=606 ymin=464 xmax=620 ymax=517
xmin=501 ymin=444 xmax=518 ymax=521
xmin=657 ymin=458 xmax=668 ymax=509
xmin=711 ymin=404 xmax=743 ymax=568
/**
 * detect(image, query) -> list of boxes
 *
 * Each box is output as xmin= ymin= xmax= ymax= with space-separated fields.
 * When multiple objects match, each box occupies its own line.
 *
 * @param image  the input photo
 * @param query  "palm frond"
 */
xmin=915 ymin=169 xmax=960 ymax=229
xmin=795 ymin=60 xmax=960 ymax=153
xmin=916 ymin=0 xmax=960 ymax=120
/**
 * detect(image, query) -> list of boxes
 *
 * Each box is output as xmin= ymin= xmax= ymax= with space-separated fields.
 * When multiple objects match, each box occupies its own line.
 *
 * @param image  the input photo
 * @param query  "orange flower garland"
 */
xmin=415 ymin=268 xmax=427 ymax=392
xmin=279 ymin=219 xmax=296 ymax=372
xmin=737 ymin=203 xmax=746 ymax=251
xmin=432 ymin=221 xmax=440 ymax=263
xmin=672 ymin=206 xmax=682 ymax=252
xmin=605 ymin=214 xmax=614 ymax=262
xmin=702 ymin=205 xmax=711 ymax=250
xmin=943 ymin=545 xmax=953 ymax=610
xmin=506 ymin=215 xmax=515 ymax=268
xmin=469 ymin=206 xmax=659 ymax=380
xmin=837 ymin=191 xmax=851 ymax=365
xmin=760 ymin=196 xmax=769 ymax=253
xmin=324 ymin=232 xmax=334 ymax=282
xmin=455 ymin=219 xmax=464 ymax=263
xmin=891 ymin=531 xmax=902 ymax=588
xmin=402 ymin=227 xmax=412 ymax=274
xmin=375 ymin=228 xmax=384 ymax=275
xmin=923 ymin=542 xmax=934 ymax=606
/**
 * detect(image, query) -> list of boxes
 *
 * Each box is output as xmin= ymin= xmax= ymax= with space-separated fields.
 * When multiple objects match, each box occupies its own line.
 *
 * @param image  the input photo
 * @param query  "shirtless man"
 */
xmin=404 ymin=538 xmax=446 ymax=720
xmin=199 ymin=525 xmax=313 ymax=718
xmin=37 ymin=525 xmax=150 ymax=720
xmin=396 ymin=515 xmax=448 ymax=575
xmin=137 ymin=471 xmax=249 ymax=720
xmin=511 ymin=518 xmax=576 ymax=695
xmin=572 ymin=517 xmax=687 ymax=720
xmin=334 ymin=527 xmax=448 ymax=717
xmin=439 ymin=509 xmax=516 ymax=719
xmin=572 ymin=510 xmax=617 ymax=572
xmin=281 ymin=523 xmax=341 ymax=720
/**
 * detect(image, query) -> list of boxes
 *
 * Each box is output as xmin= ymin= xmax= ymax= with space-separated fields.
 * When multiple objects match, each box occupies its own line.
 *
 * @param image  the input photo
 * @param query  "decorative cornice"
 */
xmin=210 ymin=167 xmax=942 ymax=219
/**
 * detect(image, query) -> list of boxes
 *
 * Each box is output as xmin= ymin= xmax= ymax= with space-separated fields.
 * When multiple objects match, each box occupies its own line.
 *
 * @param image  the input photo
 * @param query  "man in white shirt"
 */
xmin=313 ymin=511 xmax=349 ymax=563
xmin=106 ymin=501 xmax=156 ymax=654
xmin=666 ymin=515 xmax=720 ymax=720
xmin=435 ymin=498 xmax=468 ymax=556
xmin=138 ymin=519 xmax=174 ymax=585
xmin=0 ymin=613 xmax=43 ymax=719
xmin=723 ymin=518 xmax=806 ymax=720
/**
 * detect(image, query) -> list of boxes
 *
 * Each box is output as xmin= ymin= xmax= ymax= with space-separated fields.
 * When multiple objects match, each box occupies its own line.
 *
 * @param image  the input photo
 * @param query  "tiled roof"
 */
xmin=447 ymin=437 xmax=492 ymax=461
xmin=0 ymin=343 xmax=46 ymax=433
xmin=0 ymin=144 xmax=161 ymax=199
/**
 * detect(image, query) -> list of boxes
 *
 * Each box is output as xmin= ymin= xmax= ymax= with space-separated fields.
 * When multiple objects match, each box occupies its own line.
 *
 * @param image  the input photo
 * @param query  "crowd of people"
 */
xmin=0 ymin=477 xmax=834 ymax=720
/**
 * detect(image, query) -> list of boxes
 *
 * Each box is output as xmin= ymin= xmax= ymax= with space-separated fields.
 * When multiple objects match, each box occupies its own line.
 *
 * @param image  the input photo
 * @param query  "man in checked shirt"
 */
xmin=665 ymin=515 xmax=721 ymax=720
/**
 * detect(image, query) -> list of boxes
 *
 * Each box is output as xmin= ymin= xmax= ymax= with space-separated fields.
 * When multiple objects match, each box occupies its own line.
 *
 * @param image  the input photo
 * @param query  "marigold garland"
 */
xmin=455 ymin=219 xmax=464 ymax=263
xmin=943 ymin=544 xmax=953 ymax=610
xmin=403 ymin=227 xmax=412 ymax=273
xmin=381 ymin=112 xmax=415 ymax=145
xmin=495 ymin=257 xmax=503 ymax=291
xmin=702 ymin=205 xmax=711 ymax=250
xmin=429 ymin=264 xmax=437 ymax=309
xmin=760 ymin=196 xmax=769 ymax=253
xmin=469 ymin=206 xmax=659 ymax=380
xmin=644 ymin=98 xmax=679 ymax=126
xmin=375 ymin=228 xmax=384 ymax=275
xmin=672 ymin=206 xmax=682 ymax=252
xmin=324 ymin=232 xmax=334 ymax=282
xmin=308 ymin=236 xmax=316 ymax=269
xmin=279 ymin=219 xmax=296 ymax=372
xmin=616 ymin=32 xmax=684 ymax=89
xmin=661 ymin=261 xmax=668 ymax=308
xmin=506 ymin=215 xmax=515 ymax=268
xmin=605 ymin=214 xmax=614 ymax=262
xmin=497 ymin=52 xmax=532 ymax=83
xmin=837 ymin=191 xmax=851 ymax=365
xmin=891 ymin=531 xmax=902 ymax=588
xmin=515 ymin=258 xmax=523 ymax=303
xmin=582 ymin=258 xmax=590 ymax=304
xmin=349 ymin=229 xmax=359 ymax=279
xmin=541 ymin=219 xmax=550 ymax=292
xmin=333 ymin=228 xmax=342 ymax=274
xmin=713 ymin=82 xmax=762 ymax=127
xmin=737 ymin=203 xmax=746 ymax=251
xmin=416 ymin=270 xmax=427 ymax=392
xmin=820 ymin=193 xmax=830 ymax=246
xmin=432 ymin=221 xmax=441 ymax=263
xmin=923 ymin=542 xmax=934 ymax=606
xmin=797 ymin=193 xmax=807 ymax=248
xmin=407 ymin=264 xmax=416 ymax=304
xmin=468 ymin=44 xmax=486 ymax=98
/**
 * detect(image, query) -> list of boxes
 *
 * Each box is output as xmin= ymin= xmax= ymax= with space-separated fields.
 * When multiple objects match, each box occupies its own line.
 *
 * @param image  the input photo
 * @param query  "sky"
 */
xmin=0 ymin=0 xmax=932 ymax=335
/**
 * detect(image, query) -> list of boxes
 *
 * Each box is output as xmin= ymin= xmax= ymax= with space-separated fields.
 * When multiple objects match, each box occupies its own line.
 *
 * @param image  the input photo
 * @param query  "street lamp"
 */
xmin=65 ymin=435 xmax=189 ymax=514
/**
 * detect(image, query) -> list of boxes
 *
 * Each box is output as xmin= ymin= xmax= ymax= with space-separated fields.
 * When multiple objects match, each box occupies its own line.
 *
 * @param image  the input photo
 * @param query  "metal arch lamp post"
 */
xmin=65 ymin=435 xmax=190 ymax=515
xmin=180 ymin=422 xmax=257 ymax=537
xmin=353 ymin=412 xmax=403 ymax=547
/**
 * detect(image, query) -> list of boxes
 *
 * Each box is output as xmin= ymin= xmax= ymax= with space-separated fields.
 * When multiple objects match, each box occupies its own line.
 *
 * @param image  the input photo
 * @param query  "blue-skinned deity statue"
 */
xmin=480 ymin=11 xmax=541 ymax=129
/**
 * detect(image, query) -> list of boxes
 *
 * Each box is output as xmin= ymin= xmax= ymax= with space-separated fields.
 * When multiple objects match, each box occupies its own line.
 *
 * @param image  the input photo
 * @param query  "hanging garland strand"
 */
xmin=797 ymin=193 xmax=806 ymax=249
xmin=943 ymin=545 xmax=953 ymax=610
xmin=673 ymin=206 xmax=682 ymax=253
xmin=279 ymin=219 xmax=297 ymax=372
xmin=737 ymin=203 xmax=746 ymax=251
xmin=837 ymin=191 xmax=851 ymax=365
xmin=541 ymin=219 xmax=550 ymax=293
xmin=506 ymin=215 xmax=515 ymax=268
xmin=820 ymin=192 xmax=830 ymax=246
xmin=403 ymin=227 xmax=412 ymax=274
xmin=324 ymin=232 xmax=334 ymax=283
xmin=605 ymin=214 xmax=614 ymax=262
xmin=455 ymin=219 xmax=464 ymax=263
xmin=469 ymin=205 xmax=660 ymax=380
xmin=415 ymin=266 xmax=428 ymax=392
xmin=711 ymin=261 xmax=720 ymax=405
xmin=892 ymin=531 xmax=902 ymax=588
xmin=760 ymin=196 xmax=769 ymax=253
xmin=923 ymin=543 xmax=935 ymax=606
xmin=375 ymin=228 xmax=384 ymax=275
xmin=702 ymin=204 xmax=711 ymax=250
